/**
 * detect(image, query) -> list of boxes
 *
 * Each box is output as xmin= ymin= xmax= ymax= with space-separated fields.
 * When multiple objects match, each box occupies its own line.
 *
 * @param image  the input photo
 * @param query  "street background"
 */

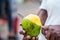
xmin=0 ymin=0 xmax=42 ymax=40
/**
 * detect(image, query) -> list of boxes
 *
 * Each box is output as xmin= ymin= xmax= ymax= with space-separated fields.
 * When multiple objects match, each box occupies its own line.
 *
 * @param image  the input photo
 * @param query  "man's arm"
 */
xmin=39 ymin=9 xmax=60 ymax=40
xmin=37 ymin=9 xmax=48 ymax=25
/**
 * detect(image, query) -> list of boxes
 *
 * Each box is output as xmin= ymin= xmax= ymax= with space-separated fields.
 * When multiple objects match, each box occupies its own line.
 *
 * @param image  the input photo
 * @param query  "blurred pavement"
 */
xmin=17 ymin=2 xmax=40 ymax=17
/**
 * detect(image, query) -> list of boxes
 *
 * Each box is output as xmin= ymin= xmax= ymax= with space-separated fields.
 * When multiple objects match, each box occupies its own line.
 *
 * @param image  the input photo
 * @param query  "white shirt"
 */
xmin=39 ymin=0 xmax=60 ymax=40
xmin=40 ymin=0 xmax=60 ymax=25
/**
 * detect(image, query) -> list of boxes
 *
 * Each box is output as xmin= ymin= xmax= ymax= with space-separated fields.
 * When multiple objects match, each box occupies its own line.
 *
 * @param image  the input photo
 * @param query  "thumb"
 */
xmin=42 ymin=26 xmax=49 ymax=35
xmin=42 ymin=26 xmax=49 ymax=30
xmin=45 ymin=31 xmax=51 ymax=40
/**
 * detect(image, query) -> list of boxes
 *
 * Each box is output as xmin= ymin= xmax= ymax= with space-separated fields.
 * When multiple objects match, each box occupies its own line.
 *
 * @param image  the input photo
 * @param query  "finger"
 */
xmin=42 ymin=28 xmax=45 ymax=35
xmin=50 ymin=32 xmax=59 ymax=40
xmin=35 ymin=36 xmax=38 ymax=40
xmin=23 ymin=37 xmax=26 ymax=40
xmin=42 ymin=26 xmax=49 ymax=31
xmin=42 ymin=26 xmax=49 ymax=35
xmin=50 ymin=35 xmax=55 ymax=40
xmin=45 ymin=32 xmax=51 ymax=40
xmin=20 ymin=24 xmax=22 ymax=26
xmin=26 ymin=35 xmax=31 ymax=40
xmin=23 ymin=35 xmax=31 ymax=40
xmin=32 ymin=37 xmax=35 ymax=40
xmin=55 ymin=36 xmax=60 ymax=40
xmin=20 ymin=30 xmax=26 ymax=35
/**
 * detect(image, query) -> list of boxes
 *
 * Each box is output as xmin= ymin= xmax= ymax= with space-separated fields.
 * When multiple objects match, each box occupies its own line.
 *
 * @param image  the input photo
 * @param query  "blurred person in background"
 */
xmin=0 ymin=0 xmax=13 ymax=40
xmin=20 ymin=0 xmax=60 ymax=40
xmin=0 ymin=0 xmax=18 ymax=40
xmin=0 ymin=0 xmax=12 ymax=39
xmin=8 ymin=0 xmax=19 ymax=40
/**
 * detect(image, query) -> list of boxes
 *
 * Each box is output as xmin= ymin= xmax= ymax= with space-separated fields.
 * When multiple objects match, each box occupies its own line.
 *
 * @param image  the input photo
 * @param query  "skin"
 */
xmin=38 ymin=9 xmax=48 ymax=25
xmin=20 ymin=9 xmax=60 ymax=40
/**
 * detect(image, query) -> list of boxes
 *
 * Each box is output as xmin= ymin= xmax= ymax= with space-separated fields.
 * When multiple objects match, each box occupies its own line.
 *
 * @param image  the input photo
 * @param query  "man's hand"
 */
xmin=19 ymin=24 xmax=38 ymax=40
xmin=42 ymin=25 xmax=60 ymax=40
xmin=20 ymin=30 xmax=38 ymax=40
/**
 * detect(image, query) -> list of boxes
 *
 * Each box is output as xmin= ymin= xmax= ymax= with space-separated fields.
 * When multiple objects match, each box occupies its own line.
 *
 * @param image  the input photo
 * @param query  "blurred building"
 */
xmin=24 ymin=0 xmax=41 ymax=2
xmin=16 ymin=0 xmax=42 ymax=4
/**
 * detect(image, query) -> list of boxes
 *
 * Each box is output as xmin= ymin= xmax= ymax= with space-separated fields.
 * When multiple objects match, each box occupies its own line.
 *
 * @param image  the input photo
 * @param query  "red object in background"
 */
xmin=13 ymin=17 xmax=18 ymax=34
xmin=0 ymin=19 xmax=7 ymax=25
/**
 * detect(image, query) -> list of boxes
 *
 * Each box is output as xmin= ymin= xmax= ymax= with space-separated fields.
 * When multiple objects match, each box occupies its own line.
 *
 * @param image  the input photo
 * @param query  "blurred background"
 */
xmin=17 ymin=0 xmax=42 ymax=16
xmin=0 ymin=0 xmax=42 ymax=40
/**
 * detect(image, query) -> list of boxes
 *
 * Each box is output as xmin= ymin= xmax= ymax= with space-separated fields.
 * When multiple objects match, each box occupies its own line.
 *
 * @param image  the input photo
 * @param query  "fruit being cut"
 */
xmin=22 ymin=14 xmax=42 ymax=37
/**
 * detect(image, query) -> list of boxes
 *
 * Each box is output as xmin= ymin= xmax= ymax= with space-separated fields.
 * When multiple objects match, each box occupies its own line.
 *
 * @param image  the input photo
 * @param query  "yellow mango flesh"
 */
xmin=24 ymin=14 xmax=42 ymax=26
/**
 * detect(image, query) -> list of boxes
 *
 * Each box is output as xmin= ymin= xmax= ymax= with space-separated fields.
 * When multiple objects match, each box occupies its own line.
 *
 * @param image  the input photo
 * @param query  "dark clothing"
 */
xmin=0 ymin=0 xmax=13 ymax=32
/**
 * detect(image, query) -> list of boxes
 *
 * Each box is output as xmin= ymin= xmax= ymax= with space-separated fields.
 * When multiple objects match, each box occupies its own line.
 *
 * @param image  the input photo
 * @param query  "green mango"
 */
xmin=22 ymin=14 xmax=42 ymax=38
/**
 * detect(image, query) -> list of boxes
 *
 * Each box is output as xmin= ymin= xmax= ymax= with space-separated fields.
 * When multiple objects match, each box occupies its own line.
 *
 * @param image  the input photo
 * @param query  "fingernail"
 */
xmin=32 ymin=37 xmax=35 ymax=40
xmin=26 ymin=35 xmax=31 ymax=39
xmin=23 ymin=30 xmax=26 ymax=34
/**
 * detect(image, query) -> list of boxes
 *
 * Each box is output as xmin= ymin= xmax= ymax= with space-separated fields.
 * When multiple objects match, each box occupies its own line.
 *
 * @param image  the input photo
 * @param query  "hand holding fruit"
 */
xmin=20 ymin=14 xmax=42 ymax=40
xmin=20 ymin=29 xmax=38 ymax=40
